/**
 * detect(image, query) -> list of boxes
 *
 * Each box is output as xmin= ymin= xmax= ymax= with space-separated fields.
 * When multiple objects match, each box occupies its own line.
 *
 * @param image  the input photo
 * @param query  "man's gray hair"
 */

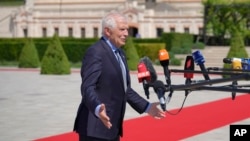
xmin=101 ymin=11 xmax=127 ymax=34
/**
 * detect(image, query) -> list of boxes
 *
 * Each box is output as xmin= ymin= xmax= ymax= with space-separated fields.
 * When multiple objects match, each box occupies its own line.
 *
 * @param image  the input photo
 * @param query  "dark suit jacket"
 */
xmin=73 ymin=37 xmax=149 ymax=140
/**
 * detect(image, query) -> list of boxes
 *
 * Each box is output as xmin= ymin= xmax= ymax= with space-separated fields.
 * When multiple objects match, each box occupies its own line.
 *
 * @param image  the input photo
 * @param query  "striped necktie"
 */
xmin=115 ymin=50 xmax=127 ymax=92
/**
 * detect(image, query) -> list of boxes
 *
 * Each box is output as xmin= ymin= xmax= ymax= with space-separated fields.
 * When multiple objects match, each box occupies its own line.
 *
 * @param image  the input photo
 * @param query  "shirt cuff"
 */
xmin=95 ymin=104 xmax=102 ymax=118
xmin=144 ymin=103 xmax=151 ymax=113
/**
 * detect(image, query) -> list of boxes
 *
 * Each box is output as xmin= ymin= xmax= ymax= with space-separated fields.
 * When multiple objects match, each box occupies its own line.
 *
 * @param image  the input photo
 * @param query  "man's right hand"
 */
xmin=99 ymin=104 xmax=112 ymax=129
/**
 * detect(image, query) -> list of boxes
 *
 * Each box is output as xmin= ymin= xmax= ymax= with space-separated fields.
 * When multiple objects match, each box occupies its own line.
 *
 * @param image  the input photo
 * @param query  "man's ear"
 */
xmin=104 ymin=27 xmax=111 ymax=37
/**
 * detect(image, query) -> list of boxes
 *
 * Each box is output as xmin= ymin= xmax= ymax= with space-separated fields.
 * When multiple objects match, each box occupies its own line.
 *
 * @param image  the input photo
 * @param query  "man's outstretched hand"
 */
xmin=147 ymin=102 xmax=166 ymax=119
xmin=99 ymin=104 xmax=112 ymax=129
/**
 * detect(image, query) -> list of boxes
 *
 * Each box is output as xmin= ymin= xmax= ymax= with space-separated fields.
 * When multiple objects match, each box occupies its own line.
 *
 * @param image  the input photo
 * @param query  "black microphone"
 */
xmin=137 ymin=56 xmax=157 ymax=99
xmin=153 ymin=80 xmax=166 ymax=111
xmin=184 ymin=55 xmax=194 ymax=96
xmin=192 ymin=50 xmax=210 ymax=80
xmin=158 ymin=49 xmax=171 ymax=86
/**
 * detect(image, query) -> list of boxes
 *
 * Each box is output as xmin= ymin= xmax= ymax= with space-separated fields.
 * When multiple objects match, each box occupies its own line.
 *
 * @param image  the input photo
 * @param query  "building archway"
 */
xmin=128 ymin=27 xmax=138 ymax=38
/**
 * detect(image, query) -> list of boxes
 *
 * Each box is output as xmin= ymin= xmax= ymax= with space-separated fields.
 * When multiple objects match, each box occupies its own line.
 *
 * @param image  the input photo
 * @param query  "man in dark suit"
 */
xmin=73 ymin=11 xmax=165 ymax=141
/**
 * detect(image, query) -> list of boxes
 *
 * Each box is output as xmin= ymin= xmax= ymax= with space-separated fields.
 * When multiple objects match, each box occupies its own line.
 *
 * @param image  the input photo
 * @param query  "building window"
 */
xmin=170 ymin=27 xmax=175 ymax=33
xmin=68 ymin=27 xmax=73 ymax=37
xmin=23 ymin=28 xmax=28 ymax=37
xmin=81 ymin=28 xmax=85 ymax=38
xmin=184 ymin=27 xmax=190 ymax=33
xmin=93 ymin=27 xmax=98 ymax=38
xmin=156 ymin=27 xmax=163 ymax=37
xmin=198 ymin=27 xmax=203 ymax=35
xmin=54 ymin=27 xmax=59 ymax=36
xmin=42 ymin=27 xmax=47 ymax=37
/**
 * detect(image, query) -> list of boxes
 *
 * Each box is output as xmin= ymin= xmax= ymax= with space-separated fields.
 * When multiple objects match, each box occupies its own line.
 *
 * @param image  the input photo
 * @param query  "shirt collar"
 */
xmin=102 ymin=36 xmax=117 ymax=52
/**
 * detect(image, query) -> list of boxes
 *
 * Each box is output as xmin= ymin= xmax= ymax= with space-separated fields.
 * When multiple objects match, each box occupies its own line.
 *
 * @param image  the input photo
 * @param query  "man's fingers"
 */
xmin=99 ymin=104 xmax=112 ymax=129
xmin=152 ymin=102 xmax=160 ymax=106
xmin=148 ymin=102 xmax=166 ymax=119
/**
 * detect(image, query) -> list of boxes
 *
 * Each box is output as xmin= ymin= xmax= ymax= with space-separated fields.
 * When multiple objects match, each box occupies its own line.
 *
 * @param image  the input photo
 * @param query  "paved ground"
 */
xmin=0 ymin=66 xmax=249 ymax=141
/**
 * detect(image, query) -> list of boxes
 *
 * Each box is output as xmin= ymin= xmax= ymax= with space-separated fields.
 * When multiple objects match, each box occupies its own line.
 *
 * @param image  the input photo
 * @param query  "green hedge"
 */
xmin=41 ymin=34 xmax=71 ymax=74
xmin=0 ymin=36 xmax=185 ymax=67
xmin=135 ymin=43 xmax=165 ymax=63
xmin=0 ymin=41 xmax=24 ymax=62
xmin=18 ymin=38 xmax=40 ymax=68
xmin=161 ymin=32 xmax=194 ymax=54
xmin=0 ymin=38 xmax=95 ymax=63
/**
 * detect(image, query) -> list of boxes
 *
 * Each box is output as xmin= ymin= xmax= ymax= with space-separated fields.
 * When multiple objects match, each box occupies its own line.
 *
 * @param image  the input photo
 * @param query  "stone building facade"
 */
xmin=1 ymin=0 xmax=204 ymax=38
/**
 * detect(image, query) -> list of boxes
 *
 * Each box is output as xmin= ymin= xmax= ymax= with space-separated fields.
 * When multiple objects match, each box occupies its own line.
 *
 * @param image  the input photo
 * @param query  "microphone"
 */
xmin=137 ymin=56 xmax=157 ymax=99
xmin=192 ymin=50 xmax=210 ymax=80
xmin=158 ymin=49 xmax=171 ymax=86
xmin=137 ymin=62 xmax=151 ymax=83
xmin=184 ymin=55 xmax=194 ymax=96
xmin=241 ymin=58 xmax=250 ymax=70
xmin=232 ymin=60 xmax=242 ymax=70
xmin=138 ymin=56 xmax=157 ymax=83
xmin=137 ymin=62 xmax=150 ymax=99
xmin=184 ymin=55 xmax=195 ymax=79
xmin=153 ymin=80 xmax=166 ymax=111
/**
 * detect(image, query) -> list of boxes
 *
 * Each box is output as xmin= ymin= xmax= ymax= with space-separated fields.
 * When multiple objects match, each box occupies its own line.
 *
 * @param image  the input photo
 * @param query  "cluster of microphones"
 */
xmin=223 ymin=57 xmax=250 ymax=70
xmin=137 ymin=49 xmax=170 ymax=111
xmin=137 ymin=49 xmax=250 ymax=111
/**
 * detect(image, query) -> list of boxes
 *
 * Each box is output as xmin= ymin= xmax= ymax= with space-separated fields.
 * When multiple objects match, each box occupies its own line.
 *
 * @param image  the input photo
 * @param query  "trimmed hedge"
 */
xmin=0 ymin=35 xmax=187 ymax=67
xmin=123 ymin=37 xmax=140 ymax=70
xmin=18 ymin=38 xmax=40 ymax=68
xmin=40 ymin=34 xmax=71 ymax=74
xmin=135 ymin=43 xmax=165 ymax=63
xmin=0 ymin=40 xmax=24 ymax=62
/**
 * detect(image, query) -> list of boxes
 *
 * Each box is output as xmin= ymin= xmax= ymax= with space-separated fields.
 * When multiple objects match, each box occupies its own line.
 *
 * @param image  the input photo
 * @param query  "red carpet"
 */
xmin=34 ymin=94 xmax=250 ymax=141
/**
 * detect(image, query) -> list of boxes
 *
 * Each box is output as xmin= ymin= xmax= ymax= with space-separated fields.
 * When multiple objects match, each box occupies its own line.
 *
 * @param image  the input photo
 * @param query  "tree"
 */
xmin=18 ymin=38 xmax=40 ymax=68
xmin=40 ymin=34 xmax=71 ymax=74
xmin=204 ymin=0 xmax=250 ymax=64
xmin=123 ymin=36 xmax=140 ymax=70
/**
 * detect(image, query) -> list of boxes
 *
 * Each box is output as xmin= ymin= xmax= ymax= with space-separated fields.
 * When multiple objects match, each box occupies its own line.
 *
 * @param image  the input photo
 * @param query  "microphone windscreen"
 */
xmin=223 ymin=58 xmax=232 ymax=64
xmin=153 ymin=80 xmax=165 ymax=90
xmin=192 ymin=50 xmax=205 ymax=65
xmin=140 ymin=56 xmax=157 ymax=83
xmin=184 ymin=55 xmax=194 ymax=78
xmin=232 ymin=60 xmax=242 ymax=70
xmin=158 ymin=49 xmax=169 ymax=61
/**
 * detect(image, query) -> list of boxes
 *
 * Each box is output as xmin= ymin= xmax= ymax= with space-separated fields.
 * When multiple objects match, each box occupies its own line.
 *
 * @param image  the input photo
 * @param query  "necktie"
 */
xmin=115 ymin=50 xmax=127 ymax=92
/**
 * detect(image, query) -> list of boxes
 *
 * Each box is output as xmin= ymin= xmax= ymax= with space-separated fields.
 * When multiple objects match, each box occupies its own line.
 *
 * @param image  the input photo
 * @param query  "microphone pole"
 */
xmin=192 ymin=50 xmax=210 ymax=81
xmin=158 ymin=49 xmax=171 ymax=86
xmin=231 ymin=60 xmax=242 ymax=100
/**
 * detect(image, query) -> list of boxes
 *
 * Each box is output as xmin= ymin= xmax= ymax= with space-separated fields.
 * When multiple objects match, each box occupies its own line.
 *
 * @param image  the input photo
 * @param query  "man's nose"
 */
xmin=124 ymin=29 xmax=128 ymax=36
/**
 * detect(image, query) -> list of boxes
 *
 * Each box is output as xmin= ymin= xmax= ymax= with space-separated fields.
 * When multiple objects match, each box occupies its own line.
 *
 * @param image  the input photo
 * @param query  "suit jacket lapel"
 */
xmin=100 ymin=38 xmax=125 ymax=84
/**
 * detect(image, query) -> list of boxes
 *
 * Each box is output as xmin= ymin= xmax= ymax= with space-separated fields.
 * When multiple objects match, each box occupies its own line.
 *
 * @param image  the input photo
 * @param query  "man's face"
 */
xmin=107 ymin=19 xmax=129 ymax=48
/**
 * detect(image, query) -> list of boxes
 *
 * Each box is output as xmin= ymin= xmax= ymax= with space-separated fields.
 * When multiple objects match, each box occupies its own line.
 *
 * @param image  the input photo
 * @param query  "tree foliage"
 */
xmin=123 ymin=36 xmax=140 ymax=70
xmin=204 ymin=0 xmax=250 ymax=38
xmin=40 ymin=34 xmax=71 ymax=74
xmin=18 ymin=38 xmax=40 ymax=68
xmin=204 ymin=0 xmax=250 ymax=60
